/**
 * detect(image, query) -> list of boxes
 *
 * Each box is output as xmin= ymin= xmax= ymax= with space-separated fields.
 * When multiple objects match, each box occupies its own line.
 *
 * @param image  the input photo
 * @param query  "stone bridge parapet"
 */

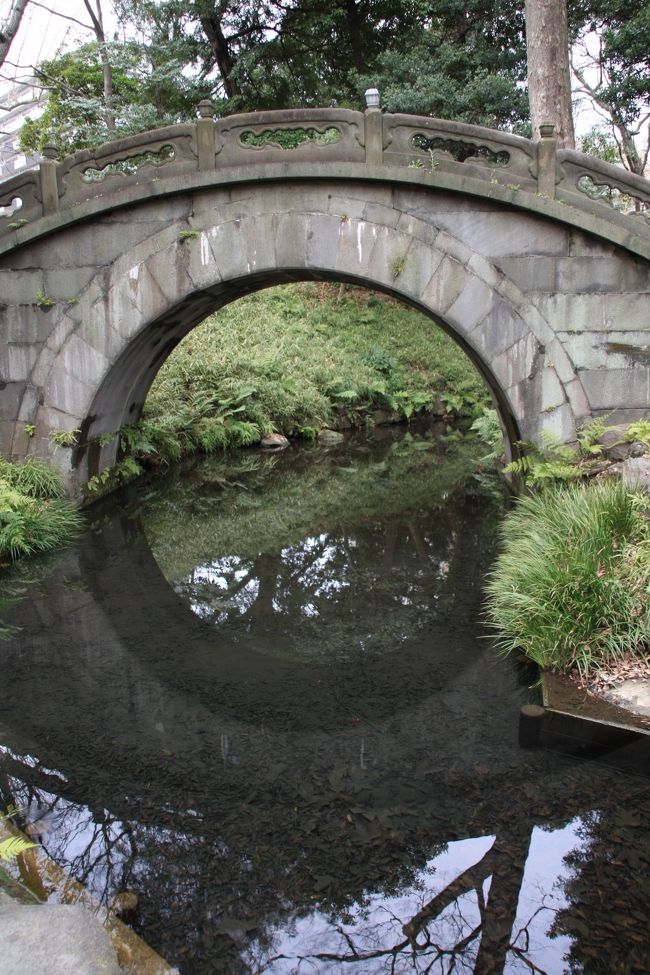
xmin=1 ymin=102 xmax=649 ymax=260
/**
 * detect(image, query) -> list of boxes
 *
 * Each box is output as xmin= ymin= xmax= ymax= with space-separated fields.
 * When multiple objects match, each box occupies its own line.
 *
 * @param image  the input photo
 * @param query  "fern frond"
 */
xmin=0 ymin=836 xmax=37 ymax=861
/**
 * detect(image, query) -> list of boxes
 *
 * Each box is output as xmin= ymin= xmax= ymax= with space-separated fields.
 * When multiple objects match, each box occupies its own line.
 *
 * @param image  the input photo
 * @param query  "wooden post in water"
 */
xmin=519 ymin=703 xmax=545 ymax=748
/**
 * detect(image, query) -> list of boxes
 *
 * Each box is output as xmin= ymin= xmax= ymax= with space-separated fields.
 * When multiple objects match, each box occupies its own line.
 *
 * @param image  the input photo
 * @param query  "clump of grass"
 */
xmin=484 ymin=481 xmax=650 ymax=676
xmin=0 ymin=457 xmax=81 ymax=563
xmin=0 ymin=456 xmax=65 ymax=499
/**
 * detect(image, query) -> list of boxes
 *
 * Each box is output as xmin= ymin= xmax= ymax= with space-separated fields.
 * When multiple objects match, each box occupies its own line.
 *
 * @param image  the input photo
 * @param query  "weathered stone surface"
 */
xmin=318 ymin=428 xmax=344 ymax=443
xmin=598 ymin=424 xmax=635 ymax=461
xmin=261 ymin=433 xmax=289 ymax=449
xmin=579 ymin=367 xmax=650 ymax=410
xmin=420 ymin=256 xmax=471 ymax=314
xmin=604 ymin=679 xmax=650 ymax=717
xmin=554 ymin=255 xmax=650 ymax=294
xmin=427 ymin=210 xmax=570 ymax=258
xmin=620 ymin=456 xmax=650 ymax=493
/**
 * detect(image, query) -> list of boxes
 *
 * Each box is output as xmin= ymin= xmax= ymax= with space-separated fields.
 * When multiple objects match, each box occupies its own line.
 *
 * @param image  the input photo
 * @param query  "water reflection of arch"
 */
xmin=79 ymin=481 xmax=505 ymax=732
xmin=4 ymin=507 xmax=649 ymax=975
xmin=1 ymin=470 xmax=533 ymax=816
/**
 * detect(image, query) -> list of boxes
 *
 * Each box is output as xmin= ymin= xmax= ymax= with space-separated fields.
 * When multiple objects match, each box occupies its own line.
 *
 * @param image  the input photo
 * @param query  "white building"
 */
xmin=0 ymin=78 xmax=44 ymax=178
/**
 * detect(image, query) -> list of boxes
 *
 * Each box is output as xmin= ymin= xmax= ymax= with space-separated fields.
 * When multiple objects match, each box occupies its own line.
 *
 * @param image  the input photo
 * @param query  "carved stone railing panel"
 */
xmin=0 ymin=107 xmax=649 ymax=250
xmin=213 ymin=109 xmax=365 ymax=167
xmin=556 ymin=150 xmax=650 ymax=223
xmin=383 ymin=114 xmax=538 ymax=189
xmin=57 ymin=124 xmax=197 ymax=203
xmin=0 ymin=170 xmax=42 ymax=233
xmin=240 ymin=126 xmax=341 ymax=150
xmin=81 ymin=144 xmax=176 ymax=181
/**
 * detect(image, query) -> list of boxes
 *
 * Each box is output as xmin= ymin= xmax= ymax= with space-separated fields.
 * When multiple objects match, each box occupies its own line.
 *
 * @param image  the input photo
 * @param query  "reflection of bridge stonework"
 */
xmin=0 ymin=103 xmax=649 ymax=492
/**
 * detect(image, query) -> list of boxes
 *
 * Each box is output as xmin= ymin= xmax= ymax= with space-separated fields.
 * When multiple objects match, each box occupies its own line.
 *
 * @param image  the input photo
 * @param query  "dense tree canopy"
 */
xmin=21 ymin=0 xmax=531 ymax=155
xmin=15 ymin=0 xmax=650 ymax=169
xmin=19 ymin=38 xmax=199 ymax=156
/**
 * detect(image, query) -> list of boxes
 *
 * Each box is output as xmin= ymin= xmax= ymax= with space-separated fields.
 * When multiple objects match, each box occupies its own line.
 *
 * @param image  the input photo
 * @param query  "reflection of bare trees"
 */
xmin=0 ymin=764 xmax=137 ymax=905
xmin=550 ymin=806 xmax=650 ymax=975
xmin=253 ymin=828 xmax=545 ymax=974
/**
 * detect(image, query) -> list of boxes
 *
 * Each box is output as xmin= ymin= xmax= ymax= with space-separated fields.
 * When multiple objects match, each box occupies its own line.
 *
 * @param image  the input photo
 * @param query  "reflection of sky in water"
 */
xmin=172 ymin=529 xmax=454 ymax=643
xmin=243 ymin=825 xmax=583 ymax=974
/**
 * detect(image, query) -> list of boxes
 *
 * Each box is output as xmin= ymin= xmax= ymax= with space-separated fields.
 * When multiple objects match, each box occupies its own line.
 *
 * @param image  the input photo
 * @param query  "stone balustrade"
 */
xmin=0 ymin=101 xmax=649 ymax=255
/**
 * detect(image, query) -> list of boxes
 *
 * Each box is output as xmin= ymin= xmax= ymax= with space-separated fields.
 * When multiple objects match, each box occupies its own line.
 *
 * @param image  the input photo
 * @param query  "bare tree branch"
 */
xmin=27 ymin=0 xmax=91 ymax=31
xmin=0 ymin=0 xmax=30 ymax=69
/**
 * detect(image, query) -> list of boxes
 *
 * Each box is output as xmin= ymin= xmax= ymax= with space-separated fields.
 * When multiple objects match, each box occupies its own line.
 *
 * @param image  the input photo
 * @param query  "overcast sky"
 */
xmin=2 ymin=0 xmax=118 ymax=84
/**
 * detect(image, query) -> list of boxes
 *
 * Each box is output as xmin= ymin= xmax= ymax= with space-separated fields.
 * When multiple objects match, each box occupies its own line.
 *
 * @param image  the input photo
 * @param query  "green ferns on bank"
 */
xmin=144 ymin=284 xmax=487 ymax=436
xmin=501 ymin=417 xmax=650 ymax=486
xmin=0 ymin=457 xmax=81 ymax=563
xmin=484 ymin=482 xmax=650 ymax=676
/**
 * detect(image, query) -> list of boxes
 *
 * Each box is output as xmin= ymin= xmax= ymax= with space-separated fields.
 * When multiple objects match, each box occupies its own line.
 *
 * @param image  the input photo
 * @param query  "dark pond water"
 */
xmin=1 ymin=425 xmax=650 ymax=975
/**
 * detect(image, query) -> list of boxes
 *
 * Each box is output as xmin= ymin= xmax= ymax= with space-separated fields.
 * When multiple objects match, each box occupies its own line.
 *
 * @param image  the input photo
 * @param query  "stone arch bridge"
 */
xmin=1 ymin=101 xmax=649 ymax=493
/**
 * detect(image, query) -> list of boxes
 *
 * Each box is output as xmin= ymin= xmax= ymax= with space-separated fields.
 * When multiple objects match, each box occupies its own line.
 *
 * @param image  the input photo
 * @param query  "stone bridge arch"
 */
xmin=0 ymin=103 xmax=648 ymax=493
xmin=5 ymin=181 xmax=607 ymax=492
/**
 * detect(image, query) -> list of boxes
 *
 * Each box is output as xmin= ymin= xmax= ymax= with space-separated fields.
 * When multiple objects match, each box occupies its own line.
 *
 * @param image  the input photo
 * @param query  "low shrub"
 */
xmin=484 ymin=481 xmax=650 ymax=675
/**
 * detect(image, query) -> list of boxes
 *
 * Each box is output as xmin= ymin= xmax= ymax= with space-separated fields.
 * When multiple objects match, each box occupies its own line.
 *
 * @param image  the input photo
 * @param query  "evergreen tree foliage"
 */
xmin=22 ymin=0 xmax=532 ymax=153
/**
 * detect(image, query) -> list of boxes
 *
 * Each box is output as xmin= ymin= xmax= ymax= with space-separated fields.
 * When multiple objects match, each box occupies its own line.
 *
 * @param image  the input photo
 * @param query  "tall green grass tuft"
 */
xmin=484 ymin=482 xmax=650 ymax=675
xmin=0 ymin=458 xmax=81 ymax=563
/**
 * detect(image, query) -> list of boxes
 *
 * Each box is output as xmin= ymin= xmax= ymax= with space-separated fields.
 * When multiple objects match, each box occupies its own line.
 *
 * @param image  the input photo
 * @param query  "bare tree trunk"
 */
xmin=525 ymin=0 xmax=575 ymax=148
xmin=200 ymin=12 xmax=241 ymax=100
xmin=83 ymin=0 xmax=115 ymax=130
xmin=0 ymin=0 xmax=29 ymax=68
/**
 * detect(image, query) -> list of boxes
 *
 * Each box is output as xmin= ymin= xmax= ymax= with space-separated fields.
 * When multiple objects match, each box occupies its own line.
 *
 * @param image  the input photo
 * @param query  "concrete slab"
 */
xmin=0 ymin=898 xmax=121 ymax=975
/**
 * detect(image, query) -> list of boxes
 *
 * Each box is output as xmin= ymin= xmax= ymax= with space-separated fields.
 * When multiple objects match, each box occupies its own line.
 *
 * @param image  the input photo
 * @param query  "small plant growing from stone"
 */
xmin=178 ymin=228 xmax=199 ymax=241
xmin=50 ymin=428 xmax=80 ymax=448
xmin=390 ymin=254 xmax=408 ymax=278
xmin=35 ymin=290 xmax=56 ymax=309
xmin=23 ymin=424 xmax=35 ymax=438
xmin=8 ymin=218 xmax=28 ymax=230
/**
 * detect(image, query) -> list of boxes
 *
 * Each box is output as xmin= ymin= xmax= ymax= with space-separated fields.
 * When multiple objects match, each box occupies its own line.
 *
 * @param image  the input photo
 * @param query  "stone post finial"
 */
xmin=196 ymin=99 xmax=216 ymax=171
xmin=536 ymin=122 xmax=557 ymax=199
xmin=364 ymin=88 xmax=380 ymax=111
xmin=197 ymin=98 xmax=215 ymax=119
xmin=364 ymin=90 xmax=382 ymax=166
xmin=39 ymin=144 xmax=59 ymax=215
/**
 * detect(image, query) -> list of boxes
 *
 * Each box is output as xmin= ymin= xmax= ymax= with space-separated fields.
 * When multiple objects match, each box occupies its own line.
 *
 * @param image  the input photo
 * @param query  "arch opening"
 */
xmin=75 ymin=269 xmax=520 ymax=487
